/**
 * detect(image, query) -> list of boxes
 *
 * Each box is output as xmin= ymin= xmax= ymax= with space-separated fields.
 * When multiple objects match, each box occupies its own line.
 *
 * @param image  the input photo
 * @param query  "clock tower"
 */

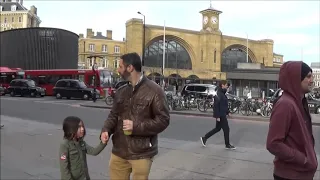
xmin=199 ymin=3 xmax=223 ymax=72
xmin=200 ymin=3 xmax=222 ymax=33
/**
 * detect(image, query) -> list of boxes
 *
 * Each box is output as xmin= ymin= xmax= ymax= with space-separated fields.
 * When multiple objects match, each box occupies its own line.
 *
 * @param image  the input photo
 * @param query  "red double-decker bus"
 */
xmin=0 ymin=67 xmax=25 ymax=89
xmin=24 ymin=69 xmax=119 ymax=97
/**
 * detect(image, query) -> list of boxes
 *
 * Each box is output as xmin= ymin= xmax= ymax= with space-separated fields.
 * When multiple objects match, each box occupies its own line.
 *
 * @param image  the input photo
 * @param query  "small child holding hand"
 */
xmin=59 ymin=116 xmax=107 ymax=180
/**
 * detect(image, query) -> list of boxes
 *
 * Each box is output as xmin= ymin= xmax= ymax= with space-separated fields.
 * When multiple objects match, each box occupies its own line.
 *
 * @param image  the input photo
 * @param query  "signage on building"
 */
xmin=1 ymin=23 xmax=13 ymax=28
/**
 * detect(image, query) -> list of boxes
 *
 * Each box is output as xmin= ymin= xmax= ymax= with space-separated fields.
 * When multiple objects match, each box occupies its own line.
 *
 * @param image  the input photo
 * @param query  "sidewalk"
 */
xmin=1 ymin=115 xmax=319 ymax=179
xmin=80 ymin=101 xmax=320 ymax=125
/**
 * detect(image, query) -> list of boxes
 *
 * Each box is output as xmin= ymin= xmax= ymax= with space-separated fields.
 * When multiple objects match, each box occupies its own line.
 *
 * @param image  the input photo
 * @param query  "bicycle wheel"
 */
xmin=260 ymin=105 xmax=267 ymax=117
xmin=229 ymin=101 xmax=238 ymax=114
xmin=240 ymin=103 xmax=251 ymax=116
xmin=105 ymin=96 xmax=113 ymax=105
xmin=198 ymin=100 xmax=206 ymax=112
xmin=264 ymin=106 xmax=272 ymax=117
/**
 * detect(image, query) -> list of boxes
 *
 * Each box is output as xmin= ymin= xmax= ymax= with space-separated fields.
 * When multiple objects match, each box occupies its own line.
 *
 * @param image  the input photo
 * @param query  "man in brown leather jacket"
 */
xmin=100 ymin=52 xmax=170 ymax=180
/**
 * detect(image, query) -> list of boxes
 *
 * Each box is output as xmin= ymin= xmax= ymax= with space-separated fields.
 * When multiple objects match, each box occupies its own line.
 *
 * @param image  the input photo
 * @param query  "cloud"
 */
xmin=304 ymin=46 xmax=320 ymax=56
xmin=262 ymin=33 xmax=315 ymax=46
xmin=275 ymin=12 xmax=320 ymax=29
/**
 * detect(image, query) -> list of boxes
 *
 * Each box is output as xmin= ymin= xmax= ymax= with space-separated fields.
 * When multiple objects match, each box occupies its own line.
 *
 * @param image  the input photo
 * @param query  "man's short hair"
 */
xmin=219 ymin=80 xmax=228 ymax=87
xmin=120 ymin=52 xmax=142 ymax=72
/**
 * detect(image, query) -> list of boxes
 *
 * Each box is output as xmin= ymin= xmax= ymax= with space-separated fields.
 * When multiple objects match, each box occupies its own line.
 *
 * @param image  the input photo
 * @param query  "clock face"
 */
xmin=211 ymin=16 xmax=218 ymax=24
xmin=203 ymin=16 xmax=208 ymax=25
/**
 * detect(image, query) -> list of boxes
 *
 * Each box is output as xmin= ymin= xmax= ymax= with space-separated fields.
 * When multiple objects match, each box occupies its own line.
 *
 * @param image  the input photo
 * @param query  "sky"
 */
xmin=23 ymin=0 xmax=320 ymax=66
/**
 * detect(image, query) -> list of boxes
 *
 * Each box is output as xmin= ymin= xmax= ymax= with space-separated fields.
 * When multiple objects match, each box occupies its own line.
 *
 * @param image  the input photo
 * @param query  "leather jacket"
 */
xmin=101 ymin=76 xmax=170 ymax=160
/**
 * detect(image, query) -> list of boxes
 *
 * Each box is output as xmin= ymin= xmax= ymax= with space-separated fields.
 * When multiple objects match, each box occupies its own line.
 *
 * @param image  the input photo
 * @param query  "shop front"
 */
xmin=226 ymin=68 xmax=280 ymax=98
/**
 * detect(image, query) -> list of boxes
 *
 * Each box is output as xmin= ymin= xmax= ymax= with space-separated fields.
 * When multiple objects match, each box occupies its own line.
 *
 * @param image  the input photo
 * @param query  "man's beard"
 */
xmin=120 ymin=70 xmax=130 ymax=80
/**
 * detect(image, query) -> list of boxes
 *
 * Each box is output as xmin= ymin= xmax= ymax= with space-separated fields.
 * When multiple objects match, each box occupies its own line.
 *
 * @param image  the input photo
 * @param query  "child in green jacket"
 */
xmin=59 ymin=116 xmax=107 ymax=180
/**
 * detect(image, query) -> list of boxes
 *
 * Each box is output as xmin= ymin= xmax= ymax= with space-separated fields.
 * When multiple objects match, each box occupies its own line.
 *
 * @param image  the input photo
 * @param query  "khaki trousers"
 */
xmin=109 ymin=153 xmax=153 ymax=180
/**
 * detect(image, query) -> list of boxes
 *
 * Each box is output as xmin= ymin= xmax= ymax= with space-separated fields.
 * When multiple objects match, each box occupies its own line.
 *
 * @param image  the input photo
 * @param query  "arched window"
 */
xmin=221 ymin=47 xmax=252 ymax=72
xmin=144 ymin=39 xmax=192 ymax=70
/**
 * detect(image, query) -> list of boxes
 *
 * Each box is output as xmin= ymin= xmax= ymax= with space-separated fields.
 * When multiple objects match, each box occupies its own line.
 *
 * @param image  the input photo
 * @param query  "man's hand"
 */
xmin=216 ymin=118 xmax=220 ymax=122
xmin=123 ymin=120 xmax=133 ymax=130
xmin=100 ymin=132 xmax=109 ymax=143
xmin=227 ymin=113 xmax=232 ymax=118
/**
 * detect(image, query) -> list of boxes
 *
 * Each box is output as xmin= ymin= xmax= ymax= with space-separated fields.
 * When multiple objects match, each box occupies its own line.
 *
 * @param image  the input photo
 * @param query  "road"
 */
xmin=1 ymin=96 xmax=320 ymax=179
xmin=1 ymin=96 xmax=320 ymax=151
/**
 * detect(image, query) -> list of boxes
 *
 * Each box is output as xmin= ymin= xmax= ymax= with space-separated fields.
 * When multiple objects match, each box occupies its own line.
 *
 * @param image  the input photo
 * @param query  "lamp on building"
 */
xmin=137 ymin=11 xmax=146 ymax=67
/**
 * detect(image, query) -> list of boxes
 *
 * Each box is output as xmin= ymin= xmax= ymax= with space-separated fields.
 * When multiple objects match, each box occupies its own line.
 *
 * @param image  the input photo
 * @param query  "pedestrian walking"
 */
xmin=266 ymin=61 xmax=318 ymax=180
xmin=200 ymin=80 xmax=236 ymax=150
xmin=59 ymin=116 xmax=107 ymax=180
xmin=100 ymin=52 xmax=170 ymax=180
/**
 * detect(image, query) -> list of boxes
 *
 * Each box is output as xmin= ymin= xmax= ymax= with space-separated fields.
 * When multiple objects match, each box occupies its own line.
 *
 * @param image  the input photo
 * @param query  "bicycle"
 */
xmin=105 ymin=96 xmax=113 ymax=105
xmin=239 ymin=98 xmax=252 ymax=116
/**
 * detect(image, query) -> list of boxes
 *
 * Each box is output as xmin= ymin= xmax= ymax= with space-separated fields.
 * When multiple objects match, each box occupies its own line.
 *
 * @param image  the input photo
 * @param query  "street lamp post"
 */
xmin=87 ymin=55 xmax=103 ymax=103
xmin=246 ymin=33 xmax=249 ymax=63
xmin=137 ymin=11 xmax=146 ymax=68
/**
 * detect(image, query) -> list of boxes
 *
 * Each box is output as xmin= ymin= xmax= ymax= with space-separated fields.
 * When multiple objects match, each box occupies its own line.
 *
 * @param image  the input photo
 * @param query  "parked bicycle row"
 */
xmin=101 ymin=82 xmax=320 ymax=117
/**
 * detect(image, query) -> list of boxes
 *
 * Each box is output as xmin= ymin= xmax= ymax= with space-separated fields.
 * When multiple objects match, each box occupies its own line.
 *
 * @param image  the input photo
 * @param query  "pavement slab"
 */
xmin=1 ymin=114 xmax=320 ymax=179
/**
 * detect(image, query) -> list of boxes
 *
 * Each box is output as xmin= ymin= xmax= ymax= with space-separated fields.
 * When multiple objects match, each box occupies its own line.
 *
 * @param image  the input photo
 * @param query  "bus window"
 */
xmin=0 ymin=75 xmax=14 ymax=84
xmin=78 ymin=75 xmax=85 ymax=82
xmin=99 ymin=70 xmax=113 ymax=88
xmin=38 ymin=76 xmax=47 ymax=85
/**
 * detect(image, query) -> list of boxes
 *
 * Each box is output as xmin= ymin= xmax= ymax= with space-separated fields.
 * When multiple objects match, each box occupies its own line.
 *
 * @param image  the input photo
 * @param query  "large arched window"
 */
xmin=221 ymin=47 xmax=252 ymax=72
xmin=144 ymin=39 xmax=192 ymax=70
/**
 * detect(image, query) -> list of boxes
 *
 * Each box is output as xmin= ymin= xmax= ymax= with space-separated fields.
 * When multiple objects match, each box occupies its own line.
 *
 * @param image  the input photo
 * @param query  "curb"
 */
xmin=79 ymin=104 xmax=320 ymax=126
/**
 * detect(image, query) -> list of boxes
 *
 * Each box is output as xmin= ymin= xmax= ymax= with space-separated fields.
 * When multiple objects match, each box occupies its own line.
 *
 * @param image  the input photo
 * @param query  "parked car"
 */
xmin=181 ymin=83 xmax=217 ymax=98
xmin=7 ymin=79 xmax=45 ymax=97
xmin=53 ymin=79 xmax=100 ymax=100
xmin=271 ymin=88 xmax=320 ymax=114
xmin=0 ymin=85 xmax=6 ymax=96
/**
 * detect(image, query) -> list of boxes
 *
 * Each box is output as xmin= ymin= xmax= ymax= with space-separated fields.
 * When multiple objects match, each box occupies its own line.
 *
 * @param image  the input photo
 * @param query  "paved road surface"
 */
xmin=1 ymin=96 xmax=320 ymax=179
xmin=2 ymin=96 xmax=320 ymax=150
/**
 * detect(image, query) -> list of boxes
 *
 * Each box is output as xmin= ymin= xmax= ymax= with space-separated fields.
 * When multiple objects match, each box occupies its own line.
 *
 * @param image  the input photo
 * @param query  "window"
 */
xmin=0 ymin=6 xmax=2 ymax=12
xmin=56 ymin=81 xmax=67 ymax=87
xmin=18 ymin=17 xmax=22 ymax=22
xmin=4 ymin=18 xmax=7 ymax=23
xmin=89 ymin=44 xmax=95 ymax=52
xmin=201 ymin=49 xmax=203 ymax=63
xmin=11 ymin=17 xmax=14 ymax=22
xmin=221 ymin=47 xmax=252 ymax=72
xmin=214 ymin=49 xmax=216 ymax=63
xmin=114 ymin=59 xmax=119 ymax=68
xmin=194 ymin=86 xmax=207 ymax=92
xmin=102 ymin=58 xmax=108 ymax=68
xmin=145 ymin=39 xmax=192 ymax=69
xmin=27 ymin=80 xmax=36 ymax=87
xmin=102 ymin=45 xmax=107 ymax=52
xmin=78 ymin=81 xmax=87 ymax=88
xmin=70 ymin=81 xmax=79 ymax=88
xmin=114 ymin=46 xmax=120 ymax=54
xmin=11 ymin=5 xmax=16 ymax=11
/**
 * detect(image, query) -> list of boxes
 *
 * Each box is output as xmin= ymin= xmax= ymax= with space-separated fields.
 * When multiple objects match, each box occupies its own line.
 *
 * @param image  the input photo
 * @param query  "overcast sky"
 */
xmin=24 ymin=1 xmax=320 ymax=65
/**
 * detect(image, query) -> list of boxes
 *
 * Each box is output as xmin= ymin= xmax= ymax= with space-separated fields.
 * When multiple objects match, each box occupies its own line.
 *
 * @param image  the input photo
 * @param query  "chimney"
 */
xmin=79 ymin=33 xmax=84 ymax=38
xmin=97 ymin=32 xmax=103 ymax=37
xmin=30 ymin=5 xmax=37 ymax=15
xmin=106 ymin=30 xmax=112 ymax=40
xmin=86 ymin=28 xmax=94 ymax=38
